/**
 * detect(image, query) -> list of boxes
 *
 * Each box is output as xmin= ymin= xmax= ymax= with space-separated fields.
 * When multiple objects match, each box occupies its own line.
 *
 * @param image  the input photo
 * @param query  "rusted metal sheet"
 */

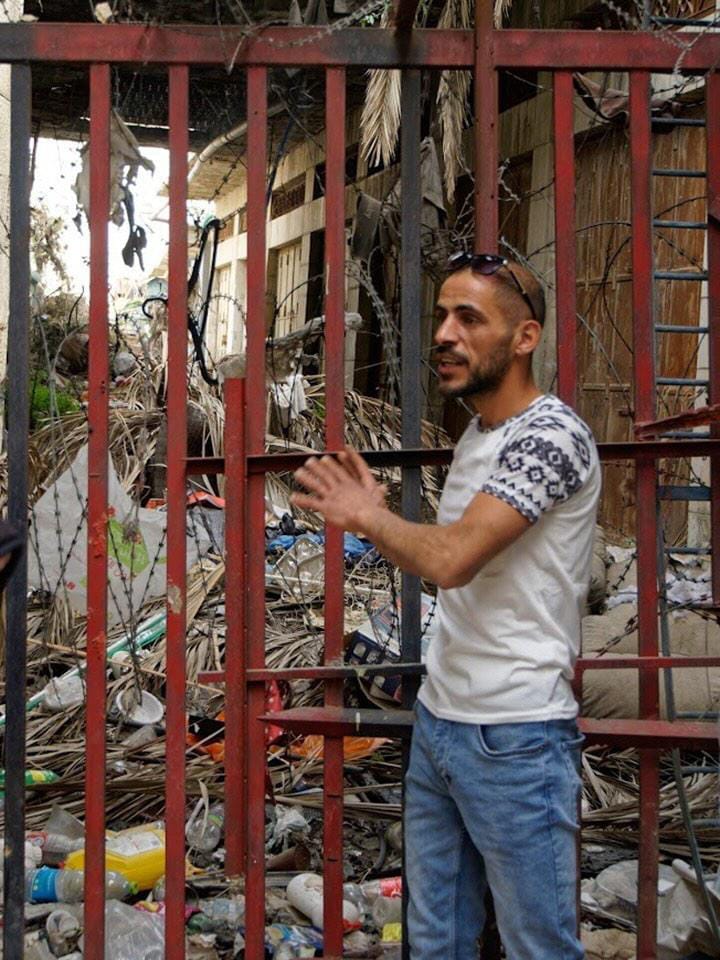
xmin=83 ymin=63 xmax=111 ymax=960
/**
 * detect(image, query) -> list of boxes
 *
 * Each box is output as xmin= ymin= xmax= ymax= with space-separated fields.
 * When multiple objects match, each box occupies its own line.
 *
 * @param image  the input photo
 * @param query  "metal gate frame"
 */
xmin=3 ymin=7 xmax=720 ymax=960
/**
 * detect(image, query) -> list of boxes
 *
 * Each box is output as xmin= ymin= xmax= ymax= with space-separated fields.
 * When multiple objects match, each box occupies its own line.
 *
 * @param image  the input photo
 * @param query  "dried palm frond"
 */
xmin=494 ymin=0 xmax=512 ymax=28
xmin=436 ymin=0 xmax=472 ymax=203
xmin=360 ymin=65 xmax=402 ymax=170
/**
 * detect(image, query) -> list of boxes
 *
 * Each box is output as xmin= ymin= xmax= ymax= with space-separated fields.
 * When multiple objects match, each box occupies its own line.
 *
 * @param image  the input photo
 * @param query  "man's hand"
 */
xmin=291 ymin=447 xmax=388 ymax=531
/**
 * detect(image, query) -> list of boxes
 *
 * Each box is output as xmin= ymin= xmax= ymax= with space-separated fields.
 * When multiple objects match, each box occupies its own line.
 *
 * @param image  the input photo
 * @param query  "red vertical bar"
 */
xmin=474 ymin=0 xmax=498 ymax=249
xmin=245 ymin=65 xmax=268 ymax=960
xmin=323 ymin=66 xmax=346 ymax=960
xmin=553 ymin=71 xmax=578 ymax=407
xmin=84 ymin=62 xmax=110 ymax=960
xmin=707 ymin=72 xmax=720 ymax=603
xmin=629 ymin=70 xmax=659 ymax=960
xmin=224 ymin=377 xmax=246 ymax=876
xmin=165 ymin=64 xmax=189 ymax=960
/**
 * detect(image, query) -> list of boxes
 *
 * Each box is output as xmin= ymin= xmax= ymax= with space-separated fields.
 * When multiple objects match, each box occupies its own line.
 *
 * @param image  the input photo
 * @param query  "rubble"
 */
xmin=3 ymin=339 xmax=718 ymax=956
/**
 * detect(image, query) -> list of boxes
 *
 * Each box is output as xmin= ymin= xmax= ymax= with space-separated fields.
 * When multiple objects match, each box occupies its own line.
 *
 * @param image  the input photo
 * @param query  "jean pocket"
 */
xmin=477 ymin=722 xmax=547 ymax=758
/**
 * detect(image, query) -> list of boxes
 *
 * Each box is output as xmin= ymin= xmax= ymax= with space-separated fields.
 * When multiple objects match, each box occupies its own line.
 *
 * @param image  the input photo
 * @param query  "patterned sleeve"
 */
xmin=480 ymin=414 xmax=594 ymax=523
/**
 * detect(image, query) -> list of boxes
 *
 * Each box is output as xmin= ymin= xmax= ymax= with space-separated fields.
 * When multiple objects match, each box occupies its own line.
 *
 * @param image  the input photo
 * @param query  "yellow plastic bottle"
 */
xmin=64 ymin=826 xmax=165 ymax=891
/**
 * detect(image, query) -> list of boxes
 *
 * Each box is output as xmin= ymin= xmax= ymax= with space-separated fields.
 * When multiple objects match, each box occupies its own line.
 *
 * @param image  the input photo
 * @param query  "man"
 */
xmin=292 ymin=252 xmax=600 ymax=959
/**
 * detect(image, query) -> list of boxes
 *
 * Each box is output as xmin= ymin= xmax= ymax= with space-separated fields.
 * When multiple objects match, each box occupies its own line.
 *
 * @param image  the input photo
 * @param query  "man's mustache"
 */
xmin=435 ymin=348 xmax=467 ymax=363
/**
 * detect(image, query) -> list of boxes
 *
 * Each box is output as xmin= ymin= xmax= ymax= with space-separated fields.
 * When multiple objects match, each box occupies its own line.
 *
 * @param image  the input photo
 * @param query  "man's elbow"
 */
xmin=435 ymin=562 xmax=480 ymax=590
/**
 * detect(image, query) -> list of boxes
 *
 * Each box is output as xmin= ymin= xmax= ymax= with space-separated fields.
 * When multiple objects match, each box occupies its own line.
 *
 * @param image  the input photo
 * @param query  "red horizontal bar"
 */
xmin=2 ymin=23 xmax=472 ymax=66
xmin=578 ymin=656 xmax=720 ymax=670
xmin=198 ymin=663 xmax=426 ymax=684
xmin=580 ymin=718 xmax=718 ymax=750
xmin=1 ymin=24 xmax=718 ymax=70
xmin=258 ymin=707 xmax=719 ymax=750
xmin=494 ymin=29 xmax=720 ymax=70
xmin=186 ymin=439 xmax=720 ymax=478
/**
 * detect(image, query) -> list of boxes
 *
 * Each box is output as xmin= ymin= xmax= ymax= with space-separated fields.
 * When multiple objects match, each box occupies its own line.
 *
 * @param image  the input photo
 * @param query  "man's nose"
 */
xmin=434 ymin=315 xmax=457 ymax=345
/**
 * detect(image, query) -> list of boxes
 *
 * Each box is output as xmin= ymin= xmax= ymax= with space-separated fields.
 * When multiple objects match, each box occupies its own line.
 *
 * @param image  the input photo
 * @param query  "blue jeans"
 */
xmin=405 ymin=701 xmax=584 ymax=960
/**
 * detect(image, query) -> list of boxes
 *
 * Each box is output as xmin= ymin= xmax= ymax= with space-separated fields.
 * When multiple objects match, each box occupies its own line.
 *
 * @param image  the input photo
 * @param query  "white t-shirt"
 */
xmin=418 ymin=394 xmax=601 ymax=724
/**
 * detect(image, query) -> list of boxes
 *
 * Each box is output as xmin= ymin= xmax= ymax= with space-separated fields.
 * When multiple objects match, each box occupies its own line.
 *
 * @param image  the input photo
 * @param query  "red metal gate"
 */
xmin=3 ymin=8 xmax=720 ymax=960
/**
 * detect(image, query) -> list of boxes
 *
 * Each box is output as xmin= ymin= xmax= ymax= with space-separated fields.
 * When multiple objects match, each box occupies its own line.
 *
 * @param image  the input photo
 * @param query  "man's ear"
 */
xmin=514 ymin=319 xmax=542 ymax=357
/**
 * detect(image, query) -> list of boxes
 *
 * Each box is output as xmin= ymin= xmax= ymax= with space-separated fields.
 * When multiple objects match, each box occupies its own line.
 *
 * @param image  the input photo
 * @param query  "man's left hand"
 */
xmin=291 ymin=448 xmax=387 ymax=531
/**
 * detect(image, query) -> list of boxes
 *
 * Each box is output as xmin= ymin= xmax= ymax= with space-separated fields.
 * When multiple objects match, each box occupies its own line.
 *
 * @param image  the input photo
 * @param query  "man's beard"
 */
xmin=438 ymin=337 xmax=514 ymax=399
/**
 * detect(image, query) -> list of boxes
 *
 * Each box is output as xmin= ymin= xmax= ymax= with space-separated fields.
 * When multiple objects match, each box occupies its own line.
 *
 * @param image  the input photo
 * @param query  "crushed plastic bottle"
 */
xmin=25 ymin=866 xmax=136 ymax=903
xmin=64 ymin=824 xmax=165 ymax=890
xmin=186 ymin=896 xmax=245 ymax=933
xmin=371 ymin=894 xmax=402 ymax=927
xmin=185 ymin=800 xmax=224 ymax=853
xmin=286 ymin=872 xmax=361 ymax=931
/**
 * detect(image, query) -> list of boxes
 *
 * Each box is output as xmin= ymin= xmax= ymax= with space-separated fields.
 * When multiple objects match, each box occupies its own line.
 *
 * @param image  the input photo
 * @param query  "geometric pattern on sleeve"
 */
xmin=480 ymin=411 xmax=594 ymax=524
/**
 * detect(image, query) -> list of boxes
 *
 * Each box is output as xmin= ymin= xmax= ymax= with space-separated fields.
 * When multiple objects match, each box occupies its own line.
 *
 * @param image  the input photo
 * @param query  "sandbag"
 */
xmin=581 ymin=604 xmax=720 ymax=719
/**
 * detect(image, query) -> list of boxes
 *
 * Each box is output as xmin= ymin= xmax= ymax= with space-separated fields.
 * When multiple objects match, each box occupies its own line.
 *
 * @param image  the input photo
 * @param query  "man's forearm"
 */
xmin=354 ymin=505 xmax=458 ymax=587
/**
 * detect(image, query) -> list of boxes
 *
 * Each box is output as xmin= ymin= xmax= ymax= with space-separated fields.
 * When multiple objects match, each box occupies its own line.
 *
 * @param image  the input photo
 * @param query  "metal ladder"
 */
xmin=643 ymin=34 xmax=720 ymax=945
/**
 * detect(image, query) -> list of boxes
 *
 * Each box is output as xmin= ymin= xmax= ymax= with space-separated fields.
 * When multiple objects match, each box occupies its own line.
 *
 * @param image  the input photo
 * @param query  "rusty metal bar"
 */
xmin=707 ymin=72 xmax=720 ymax=604
xmin=630 ymin=70 xmax=660 ymax=960
xmin=261 ymin=708 xmax=719 ymax=750
xmin=186 ymin=437 xmax=720 ymax=478
xmin=0 ymin=24 xmax=473 ymax=65
xmin=475 ymin=1 xmax=498 ymax=248
xmin=553 ymin=71 xmax=578 ymax=406
xmin=3 ymin=24 xmax=720 ymax=70
xmin=322 ymin=65 xmax=347 ymax=960
xmin=400 ymin=66 xmax=422 ymax=706
xmin=244 ymin=64 xmax=268 ymax=960
xmin=83 ymin=62 xmax=111 ymax=960
xmin=3 ymin=62 xmax=31 ymax=960
xmin=223 ymin=377 xmax=246 ymax=876
xmin=199 ymin=663 xmax=426 ymax=683
xmin=165 ymin=63 xmax=190 ymax=960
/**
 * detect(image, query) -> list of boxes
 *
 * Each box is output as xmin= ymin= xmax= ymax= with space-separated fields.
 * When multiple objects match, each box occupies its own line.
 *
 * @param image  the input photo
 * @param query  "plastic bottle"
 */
xmin=185 ymin=801 xmax=224 ymax=852
xmin=360 ymin=876 xmax=402 ymax=902
xmin=187 ymin=896 xmax=245 ymax=932
xmin=26 ymin=831 xmax=85 ymax=866
xmin=25 ymin=866 xmax=136 ymax=903
xmin=286 ymin=872 xmax=361 ymax=931
xmin=371 ymin=894 xmax=402 ymax=927
xmin=63 ymin=824 xmax=165 ymax=890
xmin=342 ymin=882 xmax=370 ymax=919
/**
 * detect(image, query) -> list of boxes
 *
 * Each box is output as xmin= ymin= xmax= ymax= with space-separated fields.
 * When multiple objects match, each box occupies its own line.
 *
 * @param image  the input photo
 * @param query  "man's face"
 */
xmin=434 ymin=269 xmax=517 ymax=400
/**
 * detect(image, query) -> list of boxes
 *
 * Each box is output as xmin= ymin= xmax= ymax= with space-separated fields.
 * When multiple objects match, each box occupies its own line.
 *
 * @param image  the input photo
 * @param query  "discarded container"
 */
xmin=372 ymin=894 xmax=402 ymax=927
xmin=64 ymin=825 xmax=165 ymax=890
xmin=361 ymin=876 xmax=402 ymax=901
xmin=114 ymin=689 xmax=164 ymax=726
xmin=285 ymin=872 xmax=361 ymax=931
xmin=185 ymin=800 xmax=224 ymax=852
xmin=186 ymin=896 xmax=245 ymax=933
xmin=97 ymin=900 xmax=164 ymax=960
xmin=46 ymin=908 xmax=81 ymax=955
xmin=26 ymin=866 xmax=136 ymax=903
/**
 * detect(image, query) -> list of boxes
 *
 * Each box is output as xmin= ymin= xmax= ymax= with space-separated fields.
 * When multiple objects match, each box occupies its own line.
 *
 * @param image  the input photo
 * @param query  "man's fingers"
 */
xmin=290 ymin=492 xmax=323 ymax=513
xmin=295 ymin=462 xmax=331 ymax=495
xmin=341 ymin=447 xmax=376 ymax=490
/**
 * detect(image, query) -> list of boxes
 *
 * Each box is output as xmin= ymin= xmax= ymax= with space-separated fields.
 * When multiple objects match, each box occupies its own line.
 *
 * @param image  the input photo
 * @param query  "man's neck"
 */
xmin=469 ymin=375 xmax=543 ymax=429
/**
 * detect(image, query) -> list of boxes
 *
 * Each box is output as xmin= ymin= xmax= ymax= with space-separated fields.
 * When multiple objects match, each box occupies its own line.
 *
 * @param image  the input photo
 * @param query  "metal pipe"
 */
xmin=165 ymin=63 xmax=190 ymax=960
xmin=3 ymin=61 xmax=31 ymax=960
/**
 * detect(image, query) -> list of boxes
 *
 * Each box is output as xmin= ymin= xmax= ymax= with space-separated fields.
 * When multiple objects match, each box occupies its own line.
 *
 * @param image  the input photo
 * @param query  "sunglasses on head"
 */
xmin=446 ymin=251 xmax=540 ymax=324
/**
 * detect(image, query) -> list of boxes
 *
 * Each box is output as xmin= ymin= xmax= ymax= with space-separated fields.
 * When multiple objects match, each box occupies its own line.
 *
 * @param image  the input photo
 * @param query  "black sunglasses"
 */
xmin=446 ymin=251 xmax=540 ymax=324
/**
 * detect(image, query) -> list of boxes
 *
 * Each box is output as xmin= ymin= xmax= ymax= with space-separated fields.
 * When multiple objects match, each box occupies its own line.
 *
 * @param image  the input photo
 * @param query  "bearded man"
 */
xmin=292 ymin=253 xmax=600 ymax=959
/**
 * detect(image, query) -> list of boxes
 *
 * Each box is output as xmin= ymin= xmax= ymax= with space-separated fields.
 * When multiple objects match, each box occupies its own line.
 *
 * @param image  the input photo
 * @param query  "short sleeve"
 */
xmin=480 ymin=414 xmax=594 ymax=524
